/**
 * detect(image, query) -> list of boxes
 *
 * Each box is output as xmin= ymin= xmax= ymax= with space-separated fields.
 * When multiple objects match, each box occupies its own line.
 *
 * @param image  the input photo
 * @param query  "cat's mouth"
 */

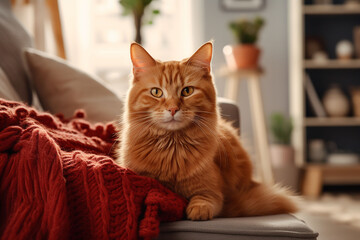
xmin=163 ymin=118 xmax=178 ymax=123
xmin=156 ymin=110 xmax=193 ymax=130
xmin=162 ymin=118 xmax=181 ymax=125
xmin=159 ymin=118 xmax=187 ymax=130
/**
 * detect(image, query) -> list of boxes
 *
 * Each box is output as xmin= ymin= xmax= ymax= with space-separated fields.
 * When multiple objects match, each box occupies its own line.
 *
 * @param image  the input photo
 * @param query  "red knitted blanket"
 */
xmin=0 ymin=99 xmax=187 ymax=240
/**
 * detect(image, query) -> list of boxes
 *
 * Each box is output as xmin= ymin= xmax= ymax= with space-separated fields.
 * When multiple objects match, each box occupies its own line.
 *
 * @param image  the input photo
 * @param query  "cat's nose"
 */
xmin=168 ymin=107 xmax=179 ymax=116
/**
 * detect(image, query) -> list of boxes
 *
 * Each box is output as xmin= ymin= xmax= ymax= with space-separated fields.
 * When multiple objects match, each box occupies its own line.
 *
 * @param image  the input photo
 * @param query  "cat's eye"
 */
xmin=150 ymin=88 xmax=163 ymax=98
xmin=181 ymin=87 xmax=194 ymax=97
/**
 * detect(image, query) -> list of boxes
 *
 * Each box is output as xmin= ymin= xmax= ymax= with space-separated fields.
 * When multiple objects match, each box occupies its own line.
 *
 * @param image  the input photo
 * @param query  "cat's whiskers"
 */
xmin=127 ymin=118 xmax=154 ymax=133
xmin=109 ymin=139 xmax=120 ymax=157
xmin=128 ymin=118 xmax=153 ymax=129
xmin=127 ymin=114 xmax=152 ymax=119
xmin=125 ymin=111 xmax=153 ymax=116
xmin=182 ymin=110 xmax=217 ymax=116
xmin=127 ymin=118 xmax=153 ymax=127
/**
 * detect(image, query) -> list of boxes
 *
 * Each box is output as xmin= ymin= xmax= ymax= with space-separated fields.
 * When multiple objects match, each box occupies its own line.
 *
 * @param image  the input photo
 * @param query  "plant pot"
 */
xmin=269 ymin=144 xmax=295 ymax=167
xmin=223 ymin=44 xmax=260 ymax=70
xmin=270 ymin=144 xmax=299 ymax=192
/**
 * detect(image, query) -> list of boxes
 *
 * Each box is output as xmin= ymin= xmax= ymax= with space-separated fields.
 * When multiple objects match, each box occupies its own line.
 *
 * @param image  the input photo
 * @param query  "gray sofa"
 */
xmin=158 ymin=214 xmax=318 ymax=240
xmin=0 ymin=0 xmax=318 ymax=239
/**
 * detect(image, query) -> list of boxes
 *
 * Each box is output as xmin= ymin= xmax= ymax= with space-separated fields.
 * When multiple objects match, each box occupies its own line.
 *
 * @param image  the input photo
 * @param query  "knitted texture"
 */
xmin=0 ymin=99 xmax=187 ymax=240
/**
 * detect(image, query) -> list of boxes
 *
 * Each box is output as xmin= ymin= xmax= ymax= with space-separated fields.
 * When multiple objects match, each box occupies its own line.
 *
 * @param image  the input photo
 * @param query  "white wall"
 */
xmin=197 ymin=0 xmax=289 ymax=152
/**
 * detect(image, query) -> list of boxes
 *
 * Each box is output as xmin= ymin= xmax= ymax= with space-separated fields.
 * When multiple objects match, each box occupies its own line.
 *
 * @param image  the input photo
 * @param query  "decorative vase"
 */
xmin=336 ymin=40 xmax=354 ymax=60
xmin=323 ymin=86 xmax=350 ymax=117
xmin=223 ymin=44 xmax=260 ymax=70
xmin=308 ymin=139 xmax=327 ymax=163
xmin=312 ymin=51 xmax=328 ymax=63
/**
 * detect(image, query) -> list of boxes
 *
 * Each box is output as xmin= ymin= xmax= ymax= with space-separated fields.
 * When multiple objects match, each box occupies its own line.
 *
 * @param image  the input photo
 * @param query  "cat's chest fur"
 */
xmin=122 ymin=127 xmax=217 ymax=183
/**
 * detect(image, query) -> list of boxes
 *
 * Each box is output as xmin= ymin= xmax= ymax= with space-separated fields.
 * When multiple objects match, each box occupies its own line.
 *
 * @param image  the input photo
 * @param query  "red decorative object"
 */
xmin=0 ymin=99 xmax=187 ymax=240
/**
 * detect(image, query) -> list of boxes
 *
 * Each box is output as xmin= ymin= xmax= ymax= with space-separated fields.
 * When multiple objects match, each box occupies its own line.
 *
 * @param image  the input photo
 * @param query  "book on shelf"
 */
xmin=304 ymin=73 xmax=327 ymax=117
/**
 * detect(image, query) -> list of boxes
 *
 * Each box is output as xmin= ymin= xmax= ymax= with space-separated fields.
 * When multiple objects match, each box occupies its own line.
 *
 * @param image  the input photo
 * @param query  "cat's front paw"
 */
xmin=186 ymin=202 xmax=214 ymax=221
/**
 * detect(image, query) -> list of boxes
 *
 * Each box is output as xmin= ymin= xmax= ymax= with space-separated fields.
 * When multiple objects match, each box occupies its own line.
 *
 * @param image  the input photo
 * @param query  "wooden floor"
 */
xmin=296 ymin=212 xmax=360 ymax=240
xmin=296 ymin=192 xmax=360 ymax=240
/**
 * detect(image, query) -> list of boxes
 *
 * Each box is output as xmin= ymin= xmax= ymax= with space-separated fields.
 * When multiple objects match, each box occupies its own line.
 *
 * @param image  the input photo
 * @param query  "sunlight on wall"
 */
xmin=60 ymin=0 xmax=201 ymax=97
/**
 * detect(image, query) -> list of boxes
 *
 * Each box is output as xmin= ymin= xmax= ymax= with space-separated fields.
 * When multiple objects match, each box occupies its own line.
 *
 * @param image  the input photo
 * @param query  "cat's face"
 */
xmin=126 ymin=43 xmax=217 ymax=131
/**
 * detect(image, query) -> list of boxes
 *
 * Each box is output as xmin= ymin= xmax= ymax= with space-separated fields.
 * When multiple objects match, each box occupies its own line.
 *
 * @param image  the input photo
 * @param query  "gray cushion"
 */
xmin=0 ymin=0 xmax=32 ymax=104
xmin=0 ymin=66 xmax=22 ymax=101
xmin=218 ymin=97 xmax=240 ymax=132
xmin=24 ymin=48 xmax=123 ymax=122
xmin=158 ymin=214 xmax=318 ymax=240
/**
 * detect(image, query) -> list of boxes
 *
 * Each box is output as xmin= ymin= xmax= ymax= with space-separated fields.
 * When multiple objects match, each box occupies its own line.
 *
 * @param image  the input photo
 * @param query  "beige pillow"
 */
xmin=0 ymin=67 xmax=22 ymax=102
xmin=24 ymin=48 xmax=123 ymax=122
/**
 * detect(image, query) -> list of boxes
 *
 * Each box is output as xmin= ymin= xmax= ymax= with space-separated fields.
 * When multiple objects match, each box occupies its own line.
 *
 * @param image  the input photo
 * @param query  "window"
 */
xmin=61 ymin=0 xmax=201 ymax=98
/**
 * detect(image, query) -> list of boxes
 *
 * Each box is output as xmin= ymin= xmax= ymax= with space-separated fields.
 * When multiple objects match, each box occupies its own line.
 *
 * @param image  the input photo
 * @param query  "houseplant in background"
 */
xmin=119 ymin=0 xmax=160 ymax=44
xmin=223 ymin=17 xmax=264 ymax=69
xmin=269 ymin=112 xmax=294 ymax=167
xmin=269 ymin=113 xmax=299 ymax=191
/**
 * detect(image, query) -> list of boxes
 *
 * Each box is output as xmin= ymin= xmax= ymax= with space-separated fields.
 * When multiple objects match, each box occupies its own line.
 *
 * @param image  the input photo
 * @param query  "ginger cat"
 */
xmin=117 ymin=42 xmax=297 ymax=220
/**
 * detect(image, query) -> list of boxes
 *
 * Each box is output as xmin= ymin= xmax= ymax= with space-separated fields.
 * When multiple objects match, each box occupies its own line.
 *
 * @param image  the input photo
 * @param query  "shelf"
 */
xmin=304 ymin=59 xmax=360 ymax=69
xmin=305 ymin=163 xmax=360 ymax=185
xmin=305 ymin=117 xmax=360 ymax=126
xmin=306 ymin=163 xmax=360 ymax=170
xmin=304 ymin=4 xmax=360 ymax=15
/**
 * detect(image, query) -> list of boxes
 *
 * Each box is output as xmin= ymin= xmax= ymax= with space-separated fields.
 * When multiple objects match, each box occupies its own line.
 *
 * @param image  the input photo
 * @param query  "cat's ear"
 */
xmin=130 ymin=43 xmax=156 ymax=71
xmin=187 ymin=42 xmax=213 ymax=72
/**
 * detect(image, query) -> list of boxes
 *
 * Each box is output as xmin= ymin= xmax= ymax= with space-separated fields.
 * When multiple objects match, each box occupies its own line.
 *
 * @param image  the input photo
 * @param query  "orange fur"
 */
xmin=116 ymin=42 xmax=297 ymax=220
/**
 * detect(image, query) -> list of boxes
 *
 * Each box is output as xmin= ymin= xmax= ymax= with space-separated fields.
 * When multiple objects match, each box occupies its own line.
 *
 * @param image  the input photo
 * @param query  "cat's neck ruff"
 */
xmin=123 ymin=118 xmax=219 ymax=181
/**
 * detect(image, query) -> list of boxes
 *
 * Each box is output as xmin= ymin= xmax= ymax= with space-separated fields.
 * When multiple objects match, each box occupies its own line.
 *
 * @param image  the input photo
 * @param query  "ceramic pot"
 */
xmin=308 ymin=139 xmax=327 ymax=163
xmin=270 ymin=144 xmax=299 ymax=192
xmin=270 ymin=144 xmax=295 ymax=167
xmin=223 ymin=44 xmax=260 ymax=70
xmin=323 ymin=86 xmax=350 ymax=117
xmin=336 ymin=40 xmax=354 ymax=60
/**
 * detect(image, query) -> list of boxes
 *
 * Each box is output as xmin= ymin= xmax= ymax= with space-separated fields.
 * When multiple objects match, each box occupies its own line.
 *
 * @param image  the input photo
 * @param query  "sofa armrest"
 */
xmin=218 ymin=97 xmax=240 ymax=133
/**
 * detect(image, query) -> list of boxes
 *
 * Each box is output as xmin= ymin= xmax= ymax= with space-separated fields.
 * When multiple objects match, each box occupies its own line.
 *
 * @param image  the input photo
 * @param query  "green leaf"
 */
xmin=228 ymin=17 xmax=265 ymax=44
xmin=269 ymin=113 xmax=293 ymax=145
xmin=144 ymin=0 xmax=152 ymax=7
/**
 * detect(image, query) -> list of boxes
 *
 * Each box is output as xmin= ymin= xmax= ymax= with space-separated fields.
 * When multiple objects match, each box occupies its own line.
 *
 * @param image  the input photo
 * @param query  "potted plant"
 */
xmin=223 ymin=17 xmax=264 ymax=69
xmin=269 ymin=113 xmax=299 ymax=191
xmin=269 ymin=113 xmax=294 ymax=167
xmin=119 ymin=0 xmax=160 ymax=44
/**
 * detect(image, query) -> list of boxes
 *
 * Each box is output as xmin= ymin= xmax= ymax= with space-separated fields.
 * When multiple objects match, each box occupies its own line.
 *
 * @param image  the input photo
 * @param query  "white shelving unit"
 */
xmin=289 ymin=1 xmax=360 ymax=197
